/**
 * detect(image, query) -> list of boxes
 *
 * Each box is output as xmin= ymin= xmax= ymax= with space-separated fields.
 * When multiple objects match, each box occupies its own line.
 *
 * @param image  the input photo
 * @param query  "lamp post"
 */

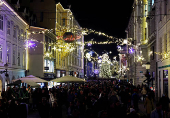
xmin=0 ymin=63 xmax=8 ymax=77
xmin=145 ymin=62 xmax=150 ymax=88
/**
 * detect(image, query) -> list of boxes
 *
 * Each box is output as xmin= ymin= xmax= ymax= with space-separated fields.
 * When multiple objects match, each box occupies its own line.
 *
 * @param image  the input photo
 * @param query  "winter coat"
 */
xmin=141 ymin=88 xmax=147 ymax=95
xmin=144 ymin=97 xmax=154 ymax=114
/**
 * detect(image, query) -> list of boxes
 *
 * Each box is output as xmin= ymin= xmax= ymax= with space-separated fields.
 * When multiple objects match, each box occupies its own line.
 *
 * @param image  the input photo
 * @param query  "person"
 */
xmin=127 ymin=108 xmax=139 ymax=118
xmin=49 ymin=91 xmax=54 ymax=107
xmin=141 ymin=87 xmax=147 ymax=101
xmin=151 ymin=102 xmax=163 ymax=118
xmin=144 ymin=94 xmax=154 ymax=118
xmin=159 ymin=94 xmax=170 ymax=112
xmin=132 ymin=89 xmax=139 ymax=111
xmin=50 ymin=101 xmax=62 ymax=118
xmin=38 ymin=97 xmax=50 ymax=118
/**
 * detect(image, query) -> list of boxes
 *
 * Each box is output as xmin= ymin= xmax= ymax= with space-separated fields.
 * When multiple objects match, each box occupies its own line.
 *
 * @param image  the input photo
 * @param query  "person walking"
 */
xmin=132 ymin=89 xmax=139 ymax=112
xmin=144 ymin=94 xmax=154 ymax=118
xmin=151 ymin=102 xmax=163 ymax=118
xmin=141 ymin=87 xmax=147 ymax=102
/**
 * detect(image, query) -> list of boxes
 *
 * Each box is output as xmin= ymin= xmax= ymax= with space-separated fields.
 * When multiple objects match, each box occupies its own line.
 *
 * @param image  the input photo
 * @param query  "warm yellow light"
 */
xmin=53 ymin=46 xmax=57 ymax=50
xmin=46 ymin=53 xmax=49 ymax=57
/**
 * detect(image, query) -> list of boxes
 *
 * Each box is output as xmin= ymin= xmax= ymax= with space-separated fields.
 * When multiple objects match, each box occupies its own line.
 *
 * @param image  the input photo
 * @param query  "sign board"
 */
xmin=44 ymin=67 xmax=49 ymax=70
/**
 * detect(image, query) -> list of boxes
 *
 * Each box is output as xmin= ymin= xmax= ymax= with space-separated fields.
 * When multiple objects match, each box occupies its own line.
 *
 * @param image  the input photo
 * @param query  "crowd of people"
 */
xmin=0 ymin=80 xmax=169 ymax=118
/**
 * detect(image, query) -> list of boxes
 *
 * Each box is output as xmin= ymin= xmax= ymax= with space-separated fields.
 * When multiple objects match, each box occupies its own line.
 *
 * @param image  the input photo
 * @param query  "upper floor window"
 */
xmin=21 ymin=29 xmax=23 ymax=39
xmin=152 ymin=0 xmax=154 ymax=6
xmin=164 ymin=34 xmax=167 ymax=52
xmin=40 ymin=12 xmax=43 ymax=22
xmin=18 ymin=51 xmax=20 ymax=66
xmin=13 ymin=49 xmax=16 ymax=65
xmin=18 ymin=29 xmax=20 ymax=40
xmin=13 ymin=26 xmax=16 ymax=38
xmin=62 ymin=18 xmax=65 ymax=26
xmin=0 ymin=45 xmax=2 ymax=62
xmin=7 ymin=21 xmax=10 ymax=35
xmin=7 ymin=46 xmax=10 ymax=63
xmin=0 ymin=15 xmax=3 ymax=31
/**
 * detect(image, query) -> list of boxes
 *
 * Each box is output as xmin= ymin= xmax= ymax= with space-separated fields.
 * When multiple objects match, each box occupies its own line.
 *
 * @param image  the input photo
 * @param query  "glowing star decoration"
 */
xmin=129 ymin=47 xmax=134 ymax=53
xmin=94 ymin=69 xmax=99 ymax=74
xmin=26 ymin=41 xmax=35 ymax=48
xmin=87 ymin=43 xmax=92 ymax=46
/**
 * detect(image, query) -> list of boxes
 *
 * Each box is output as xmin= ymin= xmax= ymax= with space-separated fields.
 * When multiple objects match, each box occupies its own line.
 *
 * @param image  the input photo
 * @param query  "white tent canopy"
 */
xmin=51 ymin=75 xmax=86 ymax=83
xmin=14 ymin=75 xmax=48 ymax=83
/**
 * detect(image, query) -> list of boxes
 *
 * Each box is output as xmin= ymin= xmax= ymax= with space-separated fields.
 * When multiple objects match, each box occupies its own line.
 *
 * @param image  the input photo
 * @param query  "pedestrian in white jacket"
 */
xmin=49 ymin=91 xmax=54 ymax=107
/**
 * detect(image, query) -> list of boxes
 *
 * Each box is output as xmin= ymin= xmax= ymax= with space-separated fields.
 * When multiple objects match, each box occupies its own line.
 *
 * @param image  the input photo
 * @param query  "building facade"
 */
xmin=126 ymin=0 xmax=153 ymax=86
xmin=0 ymin=0 xmax=29 ymax=92
xmin=27 ymin=26 xmax=56 ymax=79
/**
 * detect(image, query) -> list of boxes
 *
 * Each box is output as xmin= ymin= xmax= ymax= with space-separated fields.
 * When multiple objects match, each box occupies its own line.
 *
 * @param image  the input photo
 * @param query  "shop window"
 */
xmin=163 ymin=70 xmax=168 ymax=78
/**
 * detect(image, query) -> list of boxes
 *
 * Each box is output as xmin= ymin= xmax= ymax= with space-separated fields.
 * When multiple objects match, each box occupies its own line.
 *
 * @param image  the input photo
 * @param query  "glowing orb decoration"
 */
xmin=94 ymin=69 xmax=99 ymax=74
xmin=98 ymin=59 xmax=102 ymax=63
xmin=117 ymin=46 xmax=121 ymax=50
xmin=86 ymin=53 xmax=91 ymax=59
xmin=63 ymin=32 xmax=76 ymax=43
xmin=123 ymin=39 xmax=128 ymax=44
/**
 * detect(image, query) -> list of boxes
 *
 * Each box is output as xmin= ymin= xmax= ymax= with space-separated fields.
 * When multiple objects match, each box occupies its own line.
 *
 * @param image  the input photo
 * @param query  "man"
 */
xmin=151 ymin=102 xmax=163 ymax=118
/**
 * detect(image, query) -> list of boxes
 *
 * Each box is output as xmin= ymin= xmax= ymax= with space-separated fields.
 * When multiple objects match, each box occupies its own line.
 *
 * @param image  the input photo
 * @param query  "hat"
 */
xmin=130 ymin=108 xmax=135 ymax=113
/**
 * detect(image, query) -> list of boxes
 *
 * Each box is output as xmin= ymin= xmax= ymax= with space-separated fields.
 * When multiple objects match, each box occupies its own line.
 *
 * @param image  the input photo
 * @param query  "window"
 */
xmin=49 ymin=38 xmax=51 ymax=52
xmin=41 ymin=0 xmax=44 ymax=2
xmin=152 ymin=46 xmax=154 ymax=60
xmin=13 ymin=26 xmax=16 ymax=38
xmin=13 ymin=49 xmax=15 ymax=65
xmin=40 ymin=12 xmax=43 ymax=22
xmin=7 ymin=21 xmax=10 ymax=35
xmin=30 ymin=0 xmax=33 ymax=2
xmin=0 ymin=15 xmax=3 ymax=30
xmin=152 ymin=0 xmax=154 ymax=5
xmin=164 ymin=34 xmax=167 ymax=52
xmin=18 ymin=29 xmax=20 ymax=41
xmin=59 ymin=53 xmax=60 ymax=65
xmin=23 ymin=51 xmax=25 ymax=67
xmin=45 ymin=36 xmax=48 ymax=52
xmin=18 ymin=52 xmax=20 ymax=66
xmin=7 ymin=46 xmax=10 ymax=63
xmin=164 ymin=0 xmax=167 ymax=15
xmin=21 ymin=29 xmax=23 ymax=40
xmin=0 ymin=45 xmax=2 ymax=62
xmin=62 ymin=18 xmax=65 ymax=26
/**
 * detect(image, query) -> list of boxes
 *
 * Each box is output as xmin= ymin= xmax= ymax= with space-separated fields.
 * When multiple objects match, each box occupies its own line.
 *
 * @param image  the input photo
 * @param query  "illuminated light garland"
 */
xmin=155 ymin=51 xmax=170 ymax=61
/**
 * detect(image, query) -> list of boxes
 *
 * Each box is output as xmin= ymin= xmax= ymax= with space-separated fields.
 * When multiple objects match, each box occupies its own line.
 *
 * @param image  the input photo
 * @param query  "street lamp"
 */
xmin=0 ymin=63 xmax=9 ymax=77
xmin=145 ymin=62 xmax=150 ymax=87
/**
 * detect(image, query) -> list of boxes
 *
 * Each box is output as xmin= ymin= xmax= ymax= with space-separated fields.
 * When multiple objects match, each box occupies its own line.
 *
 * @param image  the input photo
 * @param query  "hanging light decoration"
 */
xmin=63 ymin=32 xmax=76 ymax=43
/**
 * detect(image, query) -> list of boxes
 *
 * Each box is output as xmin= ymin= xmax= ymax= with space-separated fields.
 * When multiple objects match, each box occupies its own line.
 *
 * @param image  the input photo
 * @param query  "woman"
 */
xmin=49 ymin=91 xmax=54 ymax=107
xmin=144 ymin=94 xmax=154 ymax=118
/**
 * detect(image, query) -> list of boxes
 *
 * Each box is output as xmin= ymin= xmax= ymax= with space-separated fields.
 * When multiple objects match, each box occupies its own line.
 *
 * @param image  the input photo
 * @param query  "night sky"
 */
xmin=60 ymin=0 xmax=134 ymax=59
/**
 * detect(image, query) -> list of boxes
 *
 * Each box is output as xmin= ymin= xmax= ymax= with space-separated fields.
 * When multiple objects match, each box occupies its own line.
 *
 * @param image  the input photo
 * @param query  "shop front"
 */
xmin=56 ymin=69 xmax=66 ymax=78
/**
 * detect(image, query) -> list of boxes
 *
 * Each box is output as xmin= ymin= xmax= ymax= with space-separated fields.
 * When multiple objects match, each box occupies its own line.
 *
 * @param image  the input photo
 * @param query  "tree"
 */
xmin=99 ymin=54 xmax=112 ymax=78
